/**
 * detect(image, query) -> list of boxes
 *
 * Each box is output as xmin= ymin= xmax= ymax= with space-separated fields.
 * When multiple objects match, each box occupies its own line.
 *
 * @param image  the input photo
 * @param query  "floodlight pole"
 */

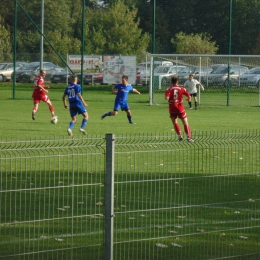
xmin=80 ymin=0 xmax=86 ymax=94
xmin=12 ymin=0 xmax=18 ymax=99
xmin=40 ymin=0 xmax=44 ymax=70
xmin=227 ymin=0 xmax=232 ymax=106
xmin=152 ymin=0 xmax=156 ymax=54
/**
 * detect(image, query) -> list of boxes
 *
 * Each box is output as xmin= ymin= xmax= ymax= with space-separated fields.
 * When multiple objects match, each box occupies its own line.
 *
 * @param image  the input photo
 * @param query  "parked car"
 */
xmin=50 ymin=69 xmax=76 ymax=83
xmin=13 ymin=62 xmax=63 ymax=82
xmin=140 ymin=65 xmax=186 ymax=86
xmin=137 ymin=60 xmax=173 ymax=69
xmin=237 ymin=67 xmax=260 ymax=87
xmin=84 ymin=71 xmax=104 ymax=85
xmin=0 ymin=62 xmax=27 ymax=81
xmin=177 ymin=66 xmax=213 ymax=84
xmin=136 ymin=66 xmax=150 ymax=84
xmin=206 ymin=65 xmax=249 ymax=87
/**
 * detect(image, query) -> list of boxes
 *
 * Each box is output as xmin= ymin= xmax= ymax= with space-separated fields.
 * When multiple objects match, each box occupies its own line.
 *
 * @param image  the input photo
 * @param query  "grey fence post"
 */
xmin=104 ymin=133 xmax=115 ymax=260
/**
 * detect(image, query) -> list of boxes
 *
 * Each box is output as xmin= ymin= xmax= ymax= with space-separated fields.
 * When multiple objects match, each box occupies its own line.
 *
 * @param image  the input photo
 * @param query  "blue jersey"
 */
xmin=115 ymin=84 xmax=134 ymax=103
xmin=64 ymin=83 xmax=82 ymax=104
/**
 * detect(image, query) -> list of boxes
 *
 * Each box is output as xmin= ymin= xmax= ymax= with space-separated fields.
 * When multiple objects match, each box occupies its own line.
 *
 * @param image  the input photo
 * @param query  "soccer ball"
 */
xmin=50 ymin=116 xmax=58 ymax=124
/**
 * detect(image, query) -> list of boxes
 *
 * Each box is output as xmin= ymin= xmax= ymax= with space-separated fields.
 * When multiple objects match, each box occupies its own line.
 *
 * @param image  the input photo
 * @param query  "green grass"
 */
xmin=1 ymin=82 xmax=260 ymax=259
xmin=0 ymin=82 xmax=260 ymax=139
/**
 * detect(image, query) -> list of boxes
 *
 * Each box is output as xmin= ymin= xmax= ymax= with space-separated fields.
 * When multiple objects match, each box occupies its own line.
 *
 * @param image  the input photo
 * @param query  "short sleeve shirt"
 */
xmin=184 ymin=79 xmax=200 ymax=94
xmin=165 ymin=85 xmax=190 ymax=113
xmin=115 ymin=84 xmax=134 ymax=103
xmin=64 ymin=83 xmax=82 ymax=104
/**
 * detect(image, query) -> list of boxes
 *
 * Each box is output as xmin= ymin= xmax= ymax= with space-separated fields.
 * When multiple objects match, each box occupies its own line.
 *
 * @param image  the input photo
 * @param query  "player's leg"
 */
xmin=188 ymin=96 xmax=192 ymax=109
xmin=32 ymin=100 xmax=39 ymax=120
xmin=125 ymin=110 xmax=135 ymax=124
xmin=194 ymin=94 xmax=198 ymax=110
xmin=181 ymin=117 xmax=194 ymax=142
xmin=79 ymin=112 xmax=88 ymax=135
xmin=67 ymin=107 xmax=77 ymax=136
xmin=170 ymin=114 xmax=183 ymax=141
xmin=101 ymin=101 xmax=119 ymax=119
xmin=43 ymin=95 xmax=55 ymax=117
xmin=122 ymin=103 xmax=134 ymax=124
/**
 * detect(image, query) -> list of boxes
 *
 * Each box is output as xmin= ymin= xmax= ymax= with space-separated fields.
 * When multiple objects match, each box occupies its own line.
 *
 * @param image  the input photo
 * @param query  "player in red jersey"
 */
xmin=31 ymin=70 xmax=56 ymax=121
xmin=165 ymin=76 xmax=194 ymax=142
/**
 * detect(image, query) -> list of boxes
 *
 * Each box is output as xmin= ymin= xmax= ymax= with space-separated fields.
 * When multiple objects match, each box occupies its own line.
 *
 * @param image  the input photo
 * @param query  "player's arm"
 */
xmin=112 ymin=86 xmax=117 ymax=95
xmin=37 ymin=83 xmax=48 ymax=93
xmin=165 ymin=88 xmax=170 ymax=101
xmin=133 ymin=88 xmax=141 ymax=95
xmin=62 ymin=94 xmax=69 ymax=109
xmin=199 ymin=82 xmax=204 ymax=91
xmin=77 ymin=93 xmax=88 ymax=107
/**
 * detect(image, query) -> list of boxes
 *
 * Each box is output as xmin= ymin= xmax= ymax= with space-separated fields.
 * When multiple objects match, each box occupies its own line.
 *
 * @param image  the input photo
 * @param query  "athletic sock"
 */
xmin=188 ymin=102 xmax=192 ymax=108
xmin=174 ymin=122 xmax=181 ymax=136
xmin=127 ymin=115 xmax=133 ymax=123
xmin=80 ymin=118 xmax=88 ymax=129
xmin=69 ymin=121 xmax=75 ymax=130
xmin=184 ymin=124 xmax=192 ymax=139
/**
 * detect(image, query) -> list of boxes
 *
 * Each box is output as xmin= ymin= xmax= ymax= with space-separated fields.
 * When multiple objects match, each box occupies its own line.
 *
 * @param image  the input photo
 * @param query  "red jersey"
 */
xmin=32 ymin=75 xmax=45 ymax=97
xmin=165 ymin=84 xmax=190 ymax=113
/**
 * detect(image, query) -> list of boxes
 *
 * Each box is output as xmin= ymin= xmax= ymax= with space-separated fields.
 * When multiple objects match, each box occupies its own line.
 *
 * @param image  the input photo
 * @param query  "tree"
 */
xmin=0 ymin=15 xmax=12 ymax=61
xmin=84 ymin=1 xmax=150 ymax=55
xmin=171 ymin=32 xmax=218 ymax=54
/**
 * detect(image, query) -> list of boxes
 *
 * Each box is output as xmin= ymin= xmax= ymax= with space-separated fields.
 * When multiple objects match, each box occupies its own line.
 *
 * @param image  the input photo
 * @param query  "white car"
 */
xmin=140 ymin=65 xmax=186 ymax=86
xmin=138 ymin=61 xmax=174 ymax=69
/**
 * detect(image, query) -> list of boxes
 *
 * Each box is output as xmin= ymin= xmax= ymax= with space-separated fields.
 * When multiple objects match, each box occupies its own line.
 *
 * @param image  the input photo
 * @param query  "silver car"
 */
xmin=207 ymin=65 xmax=249 ymax=87
xmin=238 ymin=67 xmax=260 ymax=87
xmin=0 ymin=62 xmax=27 ymax=81
xmin=177 ymin=66 xmax=213 ymax=84
xmin=140 ymin=65 xmax=186 ymax=86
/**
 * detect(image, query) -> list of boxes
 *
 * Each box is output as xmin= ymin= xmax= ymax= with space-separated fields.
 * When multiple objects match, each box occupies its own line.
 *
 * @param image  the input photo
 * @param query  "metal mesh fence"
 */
xmin=148 ymin=54 xmax=260 ymax=107
xmin=0 ymin=131 xmax=260 ymax=260
xmin=0 ymin=136 xmax=106 ymax=260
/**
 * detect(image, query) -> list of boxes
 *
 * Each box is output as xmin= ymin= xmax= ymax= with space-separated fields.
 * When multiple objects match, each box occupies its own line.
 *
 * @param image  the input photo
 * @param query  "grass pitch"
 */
xmin=0 ymin=83 xmax=260 ymax=140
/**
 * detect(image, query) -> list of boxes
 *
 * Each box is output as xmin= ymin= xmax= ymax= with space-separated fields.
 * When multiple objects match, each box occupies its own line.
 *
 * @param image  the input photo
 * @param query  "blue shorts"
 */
xmin=69 ymin=102 xmax=87 ymax=117
xmin=114 ymin=101 xmax=130 ymax=111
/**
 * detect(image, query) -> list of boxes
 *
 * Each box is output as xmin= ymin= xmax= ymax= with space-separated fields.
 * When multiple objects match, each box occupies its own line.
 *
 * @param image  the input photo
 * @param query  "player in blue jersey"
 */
xmin=101 ymin=75 xmax=141 ymax=124
xmin=62 ymin=75 xmax=88 ymax=136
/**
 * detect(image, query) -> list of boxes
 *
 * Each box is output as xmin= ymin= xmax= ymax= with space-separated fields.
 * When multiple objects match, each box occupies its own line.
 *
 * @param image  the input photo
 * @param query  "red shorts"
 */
xmin=169 ymin=109 xmax=187 ymax=120
xmin=32 ymin=92 xmax=49 ymax=104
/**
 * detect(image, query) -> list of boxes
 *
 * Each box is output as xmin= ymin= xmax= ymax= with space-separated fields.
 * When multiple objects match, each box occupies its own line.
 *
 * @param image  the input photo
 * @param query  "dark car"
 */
xmin=13 ymin=62 xmax=63 ymax=82
xmin=0 ymin=62 xmax=27 ymax=81
xmin=50 ymin=69 xmax=76 ymax=83
xmin=84 ymin=71 xmax=104 ymax=85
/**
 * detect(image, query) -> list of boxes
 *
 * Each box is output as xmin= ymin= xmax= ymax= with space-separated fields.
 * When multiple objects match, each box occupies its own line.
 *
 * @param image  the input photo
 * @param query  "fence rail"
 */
xmin=0 ymin=131 xmax=260 ymax=259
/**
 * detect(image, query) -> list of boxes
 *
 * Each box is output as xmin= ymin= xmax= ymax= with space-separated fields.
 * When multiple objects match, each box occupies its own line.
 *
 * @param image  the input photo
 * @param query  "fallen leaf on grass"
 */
xmin=156 ymin=243 xmax=168 ymax=248
xmin=239 ymin=236 xmax=248 ymax=239
xmin=55 ymin=238 xmax=64 ymax=242
xmin=171 ymin=243 xmax=183 ymax=248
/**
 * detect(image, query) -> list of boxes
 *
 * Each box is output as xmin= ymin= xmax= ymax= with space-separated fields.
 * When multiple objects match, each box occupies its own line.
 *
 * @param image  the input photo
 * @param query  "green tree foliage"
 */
xmin=0 ymin=16 xmax=12 ymax=61
xmin=84 ymin=1 xmax=150 ymax=55
xmin=1 ymin=0 xmax=260 ymax=57
xmin=171 ymin=32 xmax=218 ymax=54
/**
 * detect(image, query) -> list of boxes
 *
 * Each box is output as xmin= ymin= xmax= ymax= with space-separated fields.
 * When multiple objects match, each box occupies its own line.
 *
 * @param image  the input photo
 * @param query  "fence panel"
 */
xmin=1 ymin=131 xmax=260 ymax=260
xmin=112 ymin=131 xmax=260 ymax=260
xmin=0 ymin=136 xmax=106 ymax=260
